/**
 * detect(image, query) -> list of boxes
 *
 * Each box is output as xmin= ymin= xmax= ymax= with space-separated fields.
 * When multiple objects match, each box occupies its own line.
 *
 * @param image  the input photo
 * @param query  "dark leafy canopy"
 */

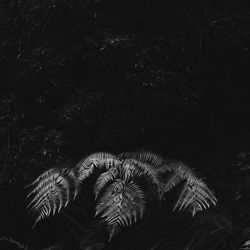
xmin=27 ymin=152 xmax=216 ymax=239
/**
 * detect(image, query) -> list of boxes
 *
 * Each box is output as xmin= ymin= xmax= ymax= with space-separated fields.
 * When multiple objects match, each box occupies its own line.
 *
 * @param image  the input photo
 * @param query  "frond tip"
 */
xmin=27 ymin=168 xmax=78 ymax=226
xmin=160 ymin=161 xmax=217 ymax=216
xmin=76 ymin=152 xmax=121 ymax=182
xmin=174 ymin=178 xmax=217 ymax=216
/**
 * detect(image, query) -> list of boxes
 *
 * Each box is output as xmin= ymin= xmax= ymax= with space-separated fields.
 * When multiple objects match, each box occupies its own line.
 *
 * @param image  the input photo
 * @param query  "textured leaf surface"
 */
xmin=76 ymin=152 xmax=121 ymax=182
xmin=120 ymin=152 xmax=164 ymax=169
xmin=27 ymin=168 xmax=78 ymax=225
xmin=95 ymin=180 xmax=145 ymax=239
xmin=94 ymin=167 xmax=119 ymax=199
xmin=160 ymin=161 xmax=217 ymax=216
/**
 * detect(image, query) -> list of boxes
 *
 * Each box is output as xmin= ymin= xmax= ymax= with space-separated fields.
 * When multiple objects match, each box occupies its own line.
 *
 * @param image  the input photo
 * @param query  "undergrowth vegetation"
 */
xmin=26 ymin=152 xmax=216 ymax=248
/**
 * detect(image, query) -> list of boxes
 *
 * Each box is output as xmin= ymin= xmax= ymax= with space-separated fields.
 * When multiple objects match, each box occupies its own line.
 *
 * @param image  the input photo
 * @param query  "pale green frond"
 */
xmin=76 ymin=152 xmax=121 ymax=182
xmin=27 ymin=168 xmax=78 ymax=226
xmin=94 ymin=167 xmax=119 ymax=199
xmin=95 ymin=180 xmax=146 ymax=240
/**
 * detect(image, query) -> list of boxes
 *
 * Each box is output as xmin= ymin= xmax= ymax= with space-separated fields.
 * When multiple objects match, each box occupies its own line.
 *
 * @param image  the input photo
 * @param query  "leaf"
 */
xmin=95 ymin=180 xmax=145 ymax=240
xmin=160 ymin=161 xmax=217 ymax=215
xmin=119 ymin=151 xmax=164 ymax=169
xmin=94 ymin=167 xmax=119 ymax=199
xmin=27 ymin=168 xmax=78 ymax=226
xmin=122 ymin=158 xmax=160 ymax=191
xmin=76 ymin=152 xmax=121 ymax=182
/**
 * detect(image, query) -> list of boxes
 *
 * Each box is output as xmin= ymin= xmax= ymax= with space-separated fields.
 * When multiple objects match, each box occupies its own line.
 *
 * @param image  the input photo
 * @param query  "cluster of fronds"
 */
xmin=27 ymin=152 xmax=217 ymax=239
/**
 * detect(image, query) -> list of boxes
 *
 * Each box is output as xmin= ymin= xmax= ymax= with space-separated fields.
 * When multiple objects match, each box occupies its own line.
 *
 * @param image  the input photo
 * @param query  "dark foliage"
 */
xmin=0 ymin=0 xmax=250 ymax=249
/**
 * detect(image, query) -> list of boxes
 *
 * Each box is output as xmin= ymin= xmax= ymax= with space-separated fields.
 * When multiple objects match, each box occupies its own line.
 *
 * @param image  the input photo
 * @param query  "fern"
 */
xmin=160 ymin=161 xmax=217 ymax=216
xmin=95 ymin=180 xmax=145 ymax=240
xmin=27 ymin=168 xmax=78 ymax=226
xmin=123 ymin=158 xmax=159 ymax=186
xmin=119 ymin=151 xmax=164 ymax=169
xmin=27 ymin=151 xmax=217 ymax=239
xmin=76 ymin=152 xmax=121 ymax=182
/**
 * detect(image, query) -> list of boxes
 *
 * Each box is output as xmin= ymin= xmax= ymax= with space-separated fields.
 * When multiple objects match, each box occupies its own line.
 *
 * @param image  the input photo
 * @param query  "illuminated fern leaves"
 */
xmin=123 ymin=158 xmax=159 ymax=186
xmin=76 ymin=152 xmax=121 ymax=182
xmin=119 ymin=151 xmax=164 ymax=169
xmin=174 ymin=179 xmax=216 ymax=216
xmin=160 ymin=162 xmax=217 ymax=216
xmin=95 ymin=180 xmax=145 ymax=240
xmin=27 ymin=168 xmax=78 ymax=226
xmin=27 ymin=151 xmax=217 ymax=239
xmin=160 ymin=162 xmax=194 ymax=196
xmin=120 ymin=152 xmax=163 ymax=193
xmin=94 ymin=167 xmax=119 ymax=199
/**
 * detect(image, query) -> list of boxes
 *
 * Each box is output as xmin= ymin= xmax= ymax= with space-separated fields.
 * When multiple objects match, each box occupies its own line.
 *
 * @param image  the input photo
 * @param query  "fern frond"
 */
xmin=76 ymin=152 xmax=121 ymax=182
xmin=159 ymin=172 xmax=183 ymax=198
xmin=94 ymin=167 xmax=119 ymax=199
xmin=119 ymin=151 xmax=164 ymax=169
xmin=122 ymin=158 xmax=160 ymax=188
xmin=26 ymin=168 xmax=59 ymax=188
xmin=158 ymin=160 xmax=193 ymax=175
xmin=174 ymin=178 xmax=216 ymax=216
xmin=95 ymin=180 xmax=145 ymax=240
xmin=27 ymin=168 xmax=78 ymax=226
xmin=160 ymin=162 xmax=193 ymax=196
xmin=122 ymin=161 xmax=142 ymax=182
xmin=160 ymin=161 xmax=216 ymax=216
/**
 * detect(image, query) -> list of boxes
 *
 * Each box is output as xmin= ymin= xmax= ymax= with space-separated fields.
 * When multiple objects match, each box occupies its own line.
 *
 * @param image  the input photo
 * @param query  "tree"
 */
xmin=27 ymin=151 xmax=216 ymax=241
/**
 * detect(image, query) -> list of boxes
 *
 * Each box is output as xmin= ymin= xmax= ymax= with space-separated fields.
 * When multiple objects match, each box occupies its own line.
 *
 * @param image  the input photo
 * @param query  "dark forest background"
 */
xmin=0 ymin=0 xmax=250 ymax=249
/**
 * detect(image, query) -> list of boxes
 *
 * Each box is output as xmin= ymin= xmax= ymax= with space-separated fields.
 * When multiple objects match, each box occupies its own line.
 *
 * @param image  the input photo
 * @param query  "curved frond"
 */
xmin=76 ymin=152 xmax=121 ymax=182
xmin=160 ymin=161 xmax=217 ymax=216
xmin=94 ymin=167 xmax=119 ymax=199
xmin=95 ymin=180 xmax=145 ymax=240
xmin=122 ymin=161 xmax=142 ymax=182
xmin=158 ymin=160 xmax=193 ymax=175
xmin=27 ymin=168 xmax=78 ymax=226
xmin=119 ymin=151 xmax=164 ymax=169
xmin=160 ymin=162 xmax=193 ymax=195
xmin=174 ymin=179 xmax=216 ymax=216
xmin=122 ymin=158 xmax=160 ymax=188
